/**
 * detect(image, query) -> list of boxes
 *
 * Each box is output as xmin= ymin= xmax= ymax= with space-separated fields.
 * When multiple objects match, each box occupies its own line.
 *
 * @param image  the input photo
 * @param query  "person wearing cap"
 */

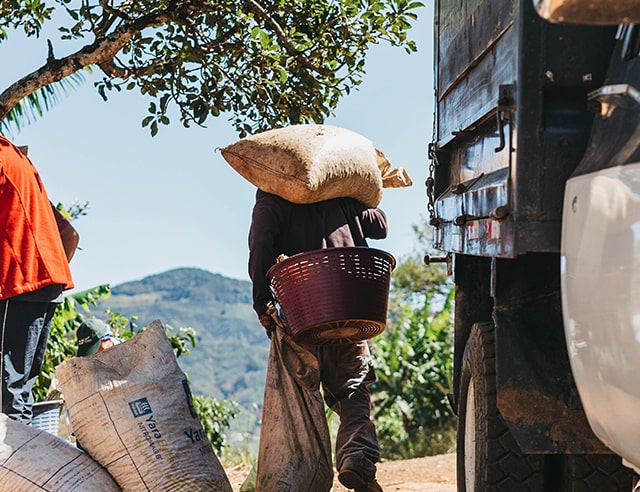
xmin=0 ymin=136 xmax=76 ymax=424
xmin=76 ymin=318 xmax=122 ymax=356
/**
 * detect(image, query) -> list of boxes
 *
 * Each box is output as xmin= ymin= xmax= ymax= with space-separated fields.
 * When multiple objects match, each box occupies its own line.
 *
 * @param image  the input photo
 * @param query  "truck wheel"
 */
xmin=457 ymin=322 xmax=545 ymax=491
xmin=559 ymin=454 xmax=634 ymax=491
xmin=458 ymin=323 xmax=634 ymax=491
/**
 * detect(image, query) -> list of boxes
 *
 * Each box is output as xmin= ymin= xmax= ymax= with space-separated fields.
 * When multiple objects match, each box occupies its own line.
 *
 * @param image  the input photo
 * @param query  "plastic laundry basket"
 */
xmin=267 ymin=247 xmax=396 ymax=344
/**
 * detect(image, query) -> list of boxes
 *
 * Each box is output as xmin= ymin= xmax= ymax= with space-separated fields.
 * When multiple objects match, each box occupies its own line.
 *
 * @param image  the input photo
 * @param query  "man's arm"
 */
xmin=248 ymin=191 xmax=285 ymax=318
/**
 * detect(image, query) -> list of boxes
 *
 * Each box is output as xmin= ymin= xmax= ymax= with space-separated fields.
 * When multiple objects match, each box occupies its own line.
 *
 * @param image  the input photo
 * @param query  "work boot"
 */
xmin=338 ymin=468 xmax=384 ymax=492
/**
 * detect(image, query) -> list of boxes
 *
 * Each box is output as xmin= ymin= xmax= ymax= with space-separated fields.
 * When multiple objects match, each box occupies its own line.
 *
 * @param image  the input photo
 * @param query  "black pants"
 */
xmin=0 ymin=299 xmax=56 ymax=423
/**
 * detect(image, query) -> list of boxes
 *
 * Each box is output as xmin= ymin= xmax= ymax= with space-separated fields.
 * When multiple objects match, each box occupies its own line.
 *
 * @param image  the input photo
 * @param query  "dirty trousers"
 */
xmin=310 ymin=340 xmax=381 ymax=480
xmin=0 ymin=299 xmax=56 ymax=423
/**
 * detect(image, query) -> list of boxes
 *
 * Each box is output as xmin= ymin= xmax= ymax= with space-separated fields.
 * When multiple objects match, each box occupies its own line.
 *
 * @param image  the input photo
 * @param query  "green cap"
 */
xmin=76 ymin=318 xmax=112 ymax=356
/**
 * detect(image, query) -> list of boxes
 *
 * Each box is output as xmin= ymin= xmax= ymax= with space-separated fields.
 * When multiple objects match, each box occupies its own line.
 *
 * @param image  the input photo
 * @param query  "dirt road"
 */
xmin=226 ymin=453 xmax=457 ymax=491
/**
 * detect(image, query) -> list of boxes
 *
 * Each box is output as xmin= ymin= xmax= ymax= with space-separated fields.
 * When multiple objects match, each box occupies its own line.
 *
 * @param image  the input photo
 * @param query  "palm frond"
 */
xmin=0 ymin=67 xmax=93 ymax=137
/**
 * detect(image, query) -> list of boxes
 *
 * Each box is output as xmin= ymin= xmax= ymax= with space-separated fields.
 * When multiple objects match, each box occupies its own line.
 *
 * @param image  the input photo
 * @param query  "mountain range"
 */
xmin=94 ymin=267 xmax=269 ymax=445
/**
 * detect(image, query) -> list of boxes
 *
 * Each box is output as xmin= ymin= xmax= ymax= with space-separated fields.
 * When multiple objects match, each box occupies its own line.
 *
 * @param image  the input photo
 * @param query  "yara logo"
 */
xmin=129 ymin=397 xmax=153 ymax=418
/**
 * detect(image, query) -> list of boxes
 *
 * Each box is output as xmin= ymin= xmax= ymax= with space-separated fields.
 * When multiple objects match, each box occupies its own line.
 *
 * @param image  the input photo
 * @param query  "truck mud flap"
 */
xmin=492 ymin=254 xmax=607 ymax=454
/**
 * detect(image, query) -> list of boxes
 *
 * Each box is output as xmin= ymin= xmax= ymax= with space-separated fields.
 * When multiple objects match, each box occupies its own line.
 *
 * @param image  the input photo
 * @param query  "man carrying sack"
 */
xmin=248 ymin=189 xmax=388 ymax=492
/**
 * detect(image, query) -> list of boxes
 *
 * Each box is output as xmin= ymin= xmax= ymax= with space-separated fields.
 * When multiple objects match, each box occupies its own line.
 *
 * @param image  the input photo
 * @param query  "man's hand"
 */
xmin=259 ymin=312 xmax=276 ymax=339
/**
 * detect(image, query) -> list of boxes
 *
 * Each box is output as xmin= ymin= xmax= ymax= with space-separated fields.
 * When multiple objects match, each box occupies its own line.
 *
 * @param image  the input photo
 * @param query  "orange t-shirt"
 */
xmin=0 ymin=136 xmax=74 ymax=299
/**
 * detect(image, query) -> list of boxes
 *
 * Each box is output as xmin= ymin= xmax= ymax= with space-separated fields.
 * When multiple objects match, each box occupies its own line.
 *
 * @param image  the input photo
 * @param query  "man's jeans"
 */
xmin=0 ymin=299 xmax=56 ymax=423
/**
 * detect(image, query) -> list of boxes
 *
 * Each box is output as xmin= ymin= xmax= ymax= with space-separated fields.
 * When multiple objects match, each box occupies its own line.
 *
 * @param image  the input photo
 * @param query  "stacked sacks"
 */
xmin=220 ymin=124 xmax=412 ymax=206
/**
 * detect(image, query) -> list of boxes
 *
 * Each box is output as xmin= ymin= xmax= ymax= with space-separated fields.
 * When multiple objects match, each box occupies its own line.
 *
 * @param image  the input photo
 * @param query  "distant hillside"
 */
xmin=94 ymin=268 xmax=269 ymax=443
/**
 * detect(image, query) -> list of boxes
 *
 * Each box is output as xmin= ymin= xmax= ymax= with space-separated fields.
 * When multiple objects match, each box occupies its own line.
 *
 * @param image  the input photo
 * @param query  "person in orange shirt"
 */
xmin=0 ymin=136 xmax=76 ymax=423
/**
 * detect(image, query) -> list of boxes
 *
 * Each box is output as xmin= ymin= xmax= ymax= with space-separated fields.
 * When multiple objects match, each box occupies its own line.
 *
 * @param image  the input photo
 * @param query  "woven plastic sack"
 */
xmin=55 ymin=320 xmax=232 ymax=492
xmin=0 ymin=413 xmax=120 ymax=491
xmin=220 ymin=124 xmax=412 ymax=208
xmin=256 ymin=317 xmax=333 ymax=492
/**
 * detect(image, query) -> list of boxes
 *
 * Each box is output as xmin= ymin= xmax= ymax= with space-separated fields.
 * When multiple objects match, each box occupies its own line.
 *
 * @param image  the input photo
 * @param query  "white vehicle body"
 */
xmin=562 ymin=164 xmax=640 ymax=473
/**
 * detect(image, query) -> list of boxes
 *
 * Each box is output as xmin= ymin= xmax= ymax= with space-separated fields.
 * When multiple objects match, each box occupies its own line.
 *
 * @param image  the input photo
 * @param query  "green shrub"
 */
xmin=371 ymin=290 xmax=456 ymax=459
xmin=370 ymin=221 xmax=457 ymax=460
xmin=192 ymin=395 xmax=240 ymax=454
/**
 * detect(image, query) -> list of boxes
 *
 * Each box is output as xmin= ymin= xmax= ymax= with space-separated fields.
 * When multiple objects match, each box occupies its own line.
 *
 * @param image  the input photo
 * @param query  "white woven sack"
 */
xmin=55 ymin=320 xmax=232 ymax=492
xmin=220 ymin=124 xmax=412 ymax=207
xmin=0 ymin=413 xmax=120 ymax=491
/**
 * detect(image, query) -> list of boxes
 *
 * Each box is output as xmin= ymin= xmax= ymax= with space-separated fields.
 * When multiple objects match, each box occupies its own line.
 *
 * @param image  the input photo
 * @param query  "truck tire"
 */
xmin=558 ymin=454 xmax=633 ymax=491
xmin=457 ymin=322 xmax=634 ymax=491
xmin=457 ymin=322 xmax=545 ymax=491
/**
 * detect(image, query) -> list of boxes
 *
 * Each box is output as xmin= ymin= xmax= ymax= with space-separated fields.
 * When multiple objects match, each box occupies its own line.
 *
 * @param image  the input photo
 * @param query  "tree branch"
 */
xmin=243 ymin=0 xmax=334 ymax=77
xmin=0 ymin=11 xmax=171 ymax=121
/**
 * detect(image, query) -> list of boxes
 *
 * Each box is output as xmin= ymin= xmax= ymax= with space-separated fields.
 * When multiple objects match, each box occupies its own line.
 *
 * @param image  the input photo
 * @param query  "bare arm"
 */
xmin=51 ymin=205 xmax=80 ymax=262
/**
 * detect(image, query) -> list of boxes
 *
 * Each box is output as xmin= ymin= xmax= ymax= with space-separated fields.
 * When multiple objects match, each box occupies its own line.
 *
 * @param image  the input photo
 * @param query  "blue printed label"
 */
xmin=129 ymin=397 xmax=153 ymax=418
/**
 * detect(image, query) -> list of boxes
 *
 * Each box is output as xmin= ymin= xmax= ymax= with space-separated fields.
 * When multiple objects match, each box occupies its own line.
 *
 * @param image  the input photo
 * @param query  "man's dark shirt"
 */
xmin=248 ymin=189 xmax=388 ymax=317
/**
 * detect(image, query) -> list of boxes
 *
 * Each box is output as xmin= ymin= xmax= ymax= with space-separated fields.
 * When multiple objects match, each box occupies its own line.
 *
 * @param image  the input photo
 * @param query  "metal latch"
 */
xmin=495 ymin=84 xmax=514 ymax=152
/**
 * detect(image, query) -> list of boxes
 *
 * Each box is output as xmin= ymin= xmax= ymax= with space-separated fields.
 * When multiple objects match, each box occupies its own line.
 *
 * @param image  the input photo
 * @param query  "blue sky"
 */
xmin=1 ymin=5 xmax=434 ymax=292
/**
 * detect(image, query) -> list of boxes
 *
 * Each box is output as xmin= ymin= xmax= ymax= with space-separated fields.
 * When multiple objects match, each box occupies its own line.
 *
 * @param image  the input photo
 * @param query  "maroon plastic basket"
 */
xmin=266 ymin=247 xmax=396 ymax=344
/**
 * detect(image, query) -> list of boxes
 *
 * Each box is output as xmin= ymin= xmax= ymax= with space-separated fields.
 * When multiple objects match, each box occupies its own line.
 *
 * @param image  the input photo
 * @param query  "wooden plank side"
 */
xmin=437 ymin=25 xmax=516 ymax=147
xmin=438 ymin=0 xmax=514 ymax=97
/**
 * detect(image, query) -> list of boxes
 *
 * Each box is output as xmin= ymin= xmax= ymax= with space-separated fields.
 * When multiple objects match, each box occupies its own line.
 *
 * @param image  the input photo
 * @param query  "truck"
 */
xmin=428 ymin=0 xmax=640 ymax=489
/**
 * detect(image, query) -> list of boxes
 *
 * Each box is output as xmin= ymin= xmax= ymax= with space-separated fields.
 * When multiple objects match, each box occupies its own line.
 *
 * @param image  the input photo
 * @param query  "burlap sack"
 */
xmin=220 ymin=124 xmax=412 ymax=207
xmin=256 ymin=322 xmax=333 ymax=492
xmin=55 ymin=320 xmax=232 ymax=492
xmin=0 ymin=413 xmax=120 ymax=491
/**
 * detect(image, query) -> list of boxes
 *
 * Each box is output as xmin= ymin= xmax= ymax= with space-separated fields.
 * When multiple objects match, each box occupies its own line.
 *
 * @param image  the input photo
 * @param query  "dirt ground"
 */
xmin=225 ymin=453 xmax=456 ymax=491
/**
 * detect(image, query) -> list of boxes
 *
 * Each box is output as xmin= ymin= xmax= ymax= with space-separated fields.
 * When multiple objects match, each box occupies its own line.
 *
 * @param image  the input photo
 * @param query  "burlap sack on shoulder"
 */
xmin=0 ymin=413 xmax=120 ymax=491
xmin=220 ymin=124 xmax=412 ymax=208
xmin=55 ymin=320 xmax=232 ymax=492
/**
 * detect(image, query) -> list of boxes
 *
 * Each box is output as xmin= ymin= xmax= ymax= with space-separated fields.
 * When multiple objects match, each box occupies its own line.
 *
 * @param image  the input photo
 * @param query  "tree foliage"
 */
xmin=0 ymin=0 xmax=423 ymax=136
